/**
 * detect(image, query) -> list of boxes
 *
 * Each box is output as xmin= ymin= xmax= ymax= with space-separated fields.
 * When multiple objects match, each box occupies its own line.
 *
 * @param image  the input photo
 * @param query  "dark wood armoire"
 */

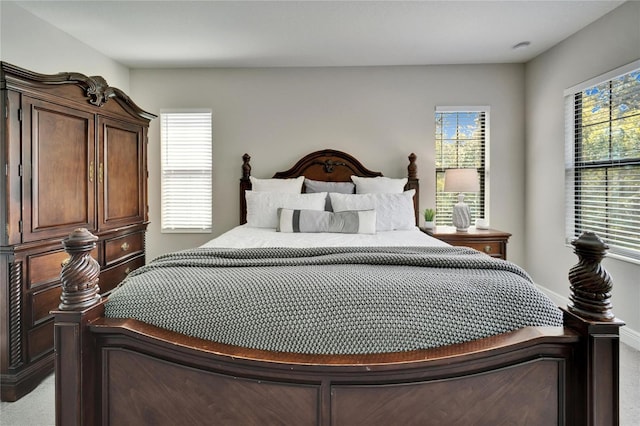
xmin=0 ymin=62 xmax=155 ymax=401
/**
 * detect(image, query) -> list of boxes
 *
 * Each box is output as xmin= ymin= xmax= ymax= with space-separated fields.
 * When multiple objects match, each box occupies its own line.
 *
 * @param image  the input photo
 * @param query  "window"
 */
xmin=160 ymin=110 xmax=212 ymax=232
xmin=565 ymin=61 xmax=640 ymax=262
xmin=435 ymin=107 xmax=488 ymax=226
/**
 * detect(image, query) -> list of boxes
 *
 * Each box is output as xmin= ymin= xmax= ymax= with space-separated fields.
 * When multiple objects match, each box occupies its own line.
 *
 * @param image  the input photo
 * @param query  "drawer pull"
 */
xmin=121 ymin=242 xmax=130 ymax=252
xmin=484 ymin=245 xmax=492 ymax=253
xmin=124 ymin=267 xmax=132 ymax=275
xmin=61 ymin=257 xmax=70 ymax=268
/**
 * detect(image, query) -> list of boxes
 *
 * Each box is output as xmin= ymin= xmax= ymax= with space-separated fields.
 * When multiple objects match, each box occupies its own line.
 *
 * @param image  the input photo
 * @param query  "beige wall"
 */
xmin=0 ymin=1 xmax=130 ymax=91
xmin=525 ymin=1 xmax=640 ymax=346
xmin=130 ymin=65 xmax=526 ymax=263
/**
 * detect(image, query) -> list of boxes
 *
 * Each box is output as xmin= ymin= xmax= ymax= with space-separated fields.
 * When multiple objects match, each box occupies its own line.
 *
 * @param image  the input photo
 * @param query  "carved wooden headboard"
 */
xmin=239 ymin=149 xmax=419 ymax=225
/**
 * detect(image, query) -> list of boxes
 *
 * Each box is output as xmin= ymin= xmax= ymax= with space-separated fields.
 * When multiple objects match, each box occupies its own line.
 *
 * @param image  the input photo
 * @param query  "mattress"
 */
xmin=201 ymin=224 xmax=450 ymax=249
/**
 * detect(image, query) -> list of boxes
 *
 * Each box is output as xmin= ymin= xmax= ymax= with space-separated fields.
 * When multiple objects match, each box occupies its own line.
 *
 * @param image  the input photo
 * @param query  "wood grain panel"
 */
xmin=105 ymin=349 xmax=319 ymax=425
xmin=23 ymin=97 xmax=95 ymax=242
xmin=332 ymin=359 xmax=562 ymax=425
xmin=99 ymin=117 xmax=145 ymax=229
xmin=33 ymin=107 xmax=89 ymax=227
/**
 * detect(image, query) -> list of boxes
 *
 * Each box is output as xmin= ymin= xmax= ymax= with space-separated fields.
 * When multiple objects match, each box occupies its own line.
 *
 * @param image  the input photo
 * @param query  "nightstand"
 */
xmin=422 ymin=226 xmax=512 ymax=260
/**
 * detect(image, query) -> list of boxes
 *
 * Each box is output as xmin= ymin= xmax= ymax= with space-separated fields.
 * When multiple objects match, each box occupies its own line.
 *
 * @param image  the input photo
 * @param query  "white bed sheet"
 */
xmin=201 ymin=225 xmax=450 ymax=249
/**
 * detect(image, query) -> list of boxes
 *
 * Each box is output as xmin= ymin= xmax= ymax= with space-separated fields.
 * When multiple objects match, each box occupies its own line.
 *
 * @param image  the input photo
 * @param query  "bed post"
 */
xmin=562 ymin=232 xmax=624 ymax=426
xmin=52 ymin=228 xmax=103 ymax=426
xmin=405 ymin=153 xmax=420 ymax=225
xmin=240 ymin=153 xmax=252 ymax=225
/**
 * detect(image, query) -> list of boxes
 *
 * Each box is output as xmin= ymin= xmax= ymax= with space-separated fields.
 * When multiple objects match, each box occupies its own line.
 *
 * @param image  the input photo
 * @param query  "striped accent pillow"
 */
xmin=277 ymin=209 xmax=376 ymax=234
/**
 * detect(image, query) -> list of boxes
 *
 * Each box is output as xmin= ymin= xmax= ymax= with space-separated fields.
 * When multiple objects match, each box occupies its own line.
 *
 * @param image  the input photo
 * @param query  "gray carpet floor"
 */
xmin=1 ymin=343 xmax=639 ymax=425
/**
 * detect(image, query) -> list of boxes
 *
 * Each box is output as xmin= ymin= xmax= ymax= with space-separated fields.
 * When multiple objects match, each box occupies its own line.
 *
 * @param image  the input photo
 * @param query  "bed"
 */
xmin=54 ymin=149 xmax=623 ymax=425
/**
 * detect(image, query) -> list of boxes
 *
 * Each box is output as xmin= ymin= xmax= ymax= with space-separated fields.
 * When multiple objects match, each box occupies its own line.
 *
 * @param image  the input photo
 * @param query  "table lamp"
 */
xmin=444 ymin=168 xmax=480 ymax=232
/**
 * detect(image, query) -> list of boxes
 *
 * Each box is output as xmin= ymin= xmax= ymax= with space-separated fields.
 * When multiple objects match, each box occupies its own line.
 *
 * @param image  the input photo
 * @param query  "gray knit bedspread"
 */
xmin=104 ymin=246 xmax=563 ymax=355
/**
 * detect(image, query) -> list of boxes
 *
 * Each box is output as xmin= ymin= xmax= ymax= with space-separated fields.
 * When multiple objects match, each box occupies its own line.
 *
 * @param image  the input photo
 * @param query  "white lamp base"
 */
xmin=452 ymin=193 xmax=471 ymax=232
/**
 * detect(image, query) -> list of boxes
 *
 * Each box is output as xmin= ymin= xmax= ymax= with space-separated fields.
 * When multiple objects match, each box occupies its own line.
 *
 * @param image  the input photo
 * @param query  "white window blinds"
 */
xmin=564 ymin=61 xmax=640 ymax=262
xmin=160 ymin=110 xmax=212 ymax=232
xmin=435 ymin=107 xmax=488 ymax=226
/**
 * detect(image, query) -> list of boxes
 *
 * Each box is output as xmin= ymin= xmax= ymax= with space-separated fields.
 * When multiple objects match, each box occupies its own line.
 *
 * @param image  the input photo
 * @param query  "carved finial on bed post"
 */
xmin=240 ymin=154 xmax=252 ymax=224
xmin=242 ymin=153 xmax=252 ymax=180
xmin=408 ymin=153 xmax=417 ymax=179
xmin=59 ymin=228 xmax=101 ymax=310
xmin=568 ymin=232 xmax=614 ymax=321
xmin=405 ymin=153 xmax=420 ymax=225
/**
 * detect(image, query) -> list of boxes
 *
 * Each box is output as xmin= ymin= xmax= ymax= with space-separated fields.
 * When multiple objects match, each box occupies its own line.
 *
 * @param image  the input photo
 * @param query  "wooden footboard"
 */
xmin=53 ymin=228 xmax=624 ymax=425
xmin=84 ymin=319 xmax=577 ymax=425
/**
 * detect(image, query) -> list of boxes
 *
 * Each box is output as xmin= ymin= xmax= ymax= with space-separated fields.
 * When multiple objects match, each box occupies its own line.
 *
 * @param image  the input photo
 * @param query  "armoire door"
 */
xmin=97 ymin=116 xmax=146 ymax=230
xmin=21 ymin=97 xmax=96 ymax=243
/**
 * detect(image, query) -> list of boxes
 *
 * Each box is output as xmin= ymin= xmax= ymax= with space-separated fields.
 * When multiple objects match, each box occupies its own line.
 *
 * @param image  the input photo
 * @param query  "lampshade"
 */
xmin=444 ymin=169 xmax=480 ymax=193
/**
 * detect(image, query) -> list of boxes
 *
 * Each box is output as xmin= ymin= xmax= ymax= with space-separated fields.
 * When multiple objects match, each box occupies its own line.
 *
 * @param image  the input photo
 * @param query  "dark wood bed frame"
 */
xmin=54 ymin=150 xmax=623 ymax=425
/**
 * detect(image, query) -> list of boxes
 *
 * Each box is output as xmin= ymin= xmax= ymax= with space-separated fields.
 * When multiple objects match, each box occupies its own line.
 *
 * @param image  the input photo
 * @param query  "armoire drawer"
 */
xmin=27 ymin=247 xmax=99 ymax=289
xmin=27 ymin=320 xmax=54 ymax=363
xmin=100 ymin=255 xmax=145 ymax=294
xmin=105 ymin=232 xmax=144 ymax=266
xmin=30 ymin=285 xmax=62 ymax=326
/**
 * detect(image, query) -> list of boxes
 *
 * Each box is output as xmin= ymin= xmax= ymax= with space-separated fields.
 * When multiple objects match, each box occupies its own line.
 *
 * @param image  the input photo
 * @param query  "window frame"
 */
xmin=564 ymin=60 xmax=640 ymax=264
xmin=160 ymin=109 xmax=213 ymax=233
xmin=434 ymin=106 xmax=489 ymax=227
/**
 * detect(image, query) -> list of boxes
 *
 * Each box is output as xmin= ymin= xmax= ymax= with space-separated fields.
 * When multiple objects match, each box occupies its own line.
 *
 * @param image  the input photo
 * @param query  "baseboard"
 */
xmin=536 ymin=283 xmax=640 ymax=352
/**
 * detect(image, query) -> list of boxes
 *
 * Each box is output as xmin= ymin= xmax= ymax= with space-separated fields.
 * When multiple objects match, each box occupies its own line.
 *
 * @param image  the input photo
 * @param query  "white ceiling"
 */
xmin=14 ymin=0 xmax=625 ymax=68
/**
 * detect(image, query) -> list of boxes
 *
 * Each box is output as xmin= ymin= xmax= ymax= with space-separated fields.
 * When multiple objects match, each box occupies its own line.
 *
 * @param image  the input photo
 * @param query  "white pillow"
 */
xmin=245 ymin=191 xmax=327 ymax=228
xmin=330 ymin=190 xmax=416 ymax=231
xmin=351 ymin=175 xmax=407 ymax=194
xmin=250 ymin=176 xmax=304 ymax=193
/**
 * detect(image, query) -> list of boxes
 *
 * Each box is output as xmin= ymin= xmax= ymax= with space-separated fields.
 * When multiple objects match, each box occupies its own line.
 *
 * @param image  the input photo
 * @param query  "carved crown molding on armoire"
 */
xmin=0 ymin=62 xmax=156 ymax=401
xmin=1 ymin=62 xmax=155 ymax=119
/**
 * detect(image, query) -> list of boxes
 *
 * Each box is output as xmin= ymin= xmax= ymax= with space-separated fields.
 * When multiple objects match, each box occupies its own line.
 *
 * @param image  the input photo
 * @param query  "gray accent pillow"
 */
xmin=277 ymin=208 xmax=376 ymax=234
xmin=304 ymin=178 xmax=355 ymax=211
